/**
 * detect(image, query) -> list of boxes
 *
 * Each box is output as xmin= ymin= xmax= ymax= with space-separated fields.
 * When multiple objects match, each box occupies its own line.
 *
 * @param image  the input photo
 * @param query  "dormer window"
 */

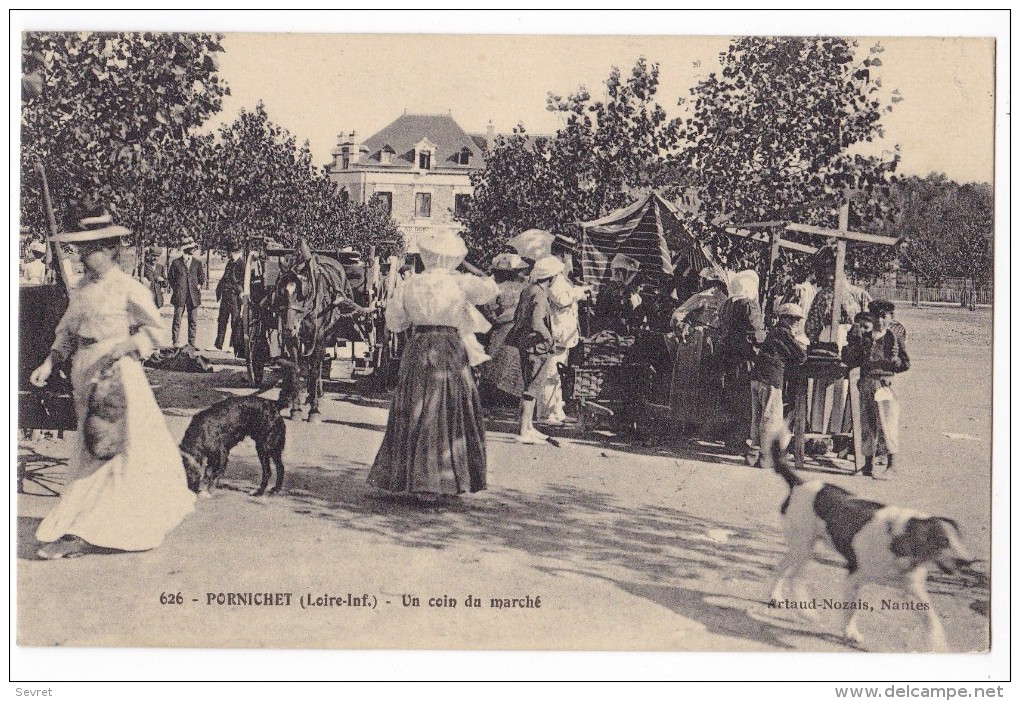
xmin=341 ymin=154 xmax=350 ymax=170
xmin=380 ymin=145 xmax=395 ymax=165
xmin=458 ymin=147 xmax=472 ymax=166
xmin=413 ymin=137 xmax=438 ymax=172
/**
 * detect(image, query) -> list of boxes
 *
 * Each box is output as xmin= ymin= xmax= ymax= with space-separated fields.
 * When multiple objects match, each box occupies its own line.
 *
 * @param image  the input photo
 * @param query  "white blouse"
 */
xmin=547 ymin=274 xmax=587 ymax=348
xmin=52 ymin=266 xmax=166 ymax=361
xmin=386 ymin=269 xmax=499 ymax=333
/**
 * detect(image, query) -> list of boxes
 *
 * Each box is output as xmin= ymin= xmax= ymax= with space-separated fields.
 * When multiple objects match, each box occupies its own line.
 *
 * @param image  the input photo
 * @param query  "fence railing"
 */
xmin=863 ymin=285 xmax=993 ymax=306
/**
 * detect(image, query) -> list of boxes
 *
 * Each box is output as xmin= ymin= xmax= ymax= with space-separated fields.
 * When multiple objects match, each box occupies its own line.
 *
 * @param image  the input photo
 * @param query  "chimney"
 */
xmin=348 ymin=130 xmax=368 ymax=159
xmin=331 ymin=132 xmax=346 ymax=169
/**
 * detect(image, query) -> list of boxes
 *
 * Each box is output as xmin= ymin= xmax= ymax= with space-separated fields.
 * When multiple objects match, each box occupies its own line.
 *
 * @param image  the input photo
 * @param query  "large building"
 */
xmin=328 ymin=112 xmax=493 ymax=252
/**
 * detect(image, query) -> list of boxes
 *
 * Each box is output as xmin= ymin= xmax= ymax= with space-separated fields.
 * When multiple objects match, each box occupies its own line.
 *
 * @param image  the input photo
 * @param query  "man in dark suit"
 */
xmin=168 ymin=236 xmax=206 ymax=347
xmin=143 ymin=246 xmax=166 ymax=308
xmin=215 ymin=239 xmax=245 ymax=352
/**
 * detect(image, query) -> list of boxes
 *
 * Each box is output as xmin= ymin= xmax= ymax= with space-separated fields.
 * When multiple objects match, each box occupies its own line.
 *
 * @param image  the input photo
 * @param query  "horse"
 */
xmin=274 ymin=252 xmax=370 ymax=421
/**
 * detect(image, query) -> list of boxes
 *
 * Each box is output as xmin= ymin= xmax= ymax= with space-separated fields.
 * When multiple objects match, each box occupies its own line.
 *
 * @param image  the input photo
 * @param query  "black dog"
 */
xmin=180 ymin=362 xmax=298 ymax=497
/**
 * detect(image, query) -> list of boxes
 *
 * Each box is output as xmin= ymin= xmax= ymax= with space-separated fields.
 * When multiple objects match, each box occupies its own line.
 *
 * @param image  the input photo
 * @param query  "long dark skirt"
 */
xmin=700 ymin=360 xmax=752 ymax=452
xmin=669 ymin=327 xmax=720 ymax=428
xmin=482 ymin=321 xmax=524 ymax=399
xmin=368 ymin=327 xmax=487 ymax=496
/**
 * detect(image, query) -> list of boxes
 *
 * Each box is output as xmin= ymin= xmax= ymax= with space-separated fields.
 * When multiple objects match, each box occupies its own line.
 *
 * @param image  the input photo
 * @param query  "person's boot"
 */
xmin=877 ymin=454 xmax=895 ymax=480
xmin=861 ymin=457 xmax=874 ymax=477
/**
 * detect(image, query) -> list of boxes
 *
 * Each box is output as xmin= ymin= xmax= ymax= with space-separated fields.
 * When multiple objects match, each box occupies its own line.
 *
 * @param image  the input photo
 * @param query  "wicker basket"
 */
xmin=571 ymin=366 xmax=607 ymax=400
xmin=581 ymin=334 xmax=634 ymax=367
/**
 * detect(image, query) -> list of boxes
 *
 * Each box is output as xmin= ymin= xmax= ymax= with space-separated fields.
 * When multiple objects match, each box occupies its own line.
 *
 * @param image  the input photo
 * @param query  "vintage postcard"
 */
xmin=12 ymin=12 xmax=1005 ymax=683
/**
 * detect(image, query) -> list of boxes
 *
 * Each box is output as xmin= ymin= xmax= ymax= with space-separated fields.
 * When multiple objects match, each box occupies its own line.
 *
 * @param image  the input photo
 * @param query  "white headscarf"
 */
xmin=728 ymin=270 xmax=760 ymax=301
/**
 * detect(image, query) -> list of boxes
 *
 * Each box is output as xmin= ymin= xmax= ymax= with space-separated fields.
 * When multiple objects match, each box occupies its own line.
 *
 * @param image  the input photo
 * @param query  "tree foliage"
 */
xmin=894 ymin=174 xmax=993 ymax=286
xmin=671 ymin=36 xmax=903 ymax=289
xmin=458 ymin=58 xmax=681 ymax=265
xmin=20 ymin=33 xmax=400 ymax=260
xmin=206 ymin=103 xmax=402 ymax=256
xmin=20 ymin=31 xmax=229 ymax=233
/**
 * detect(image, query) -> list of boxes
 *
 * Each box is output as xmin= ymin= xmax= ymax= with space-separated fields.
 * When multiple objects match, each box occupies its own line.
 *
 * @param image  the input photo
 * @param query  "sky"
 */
xmin=208 ymin=33 xmax=996 ymax=184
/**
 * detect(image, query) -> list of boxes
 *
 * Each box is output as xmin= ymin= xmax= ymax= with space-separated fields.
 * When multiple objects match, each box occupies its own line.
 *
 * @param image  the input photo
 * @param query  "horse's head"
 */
xmin=276 ymin=265 xmax=315 ymax=343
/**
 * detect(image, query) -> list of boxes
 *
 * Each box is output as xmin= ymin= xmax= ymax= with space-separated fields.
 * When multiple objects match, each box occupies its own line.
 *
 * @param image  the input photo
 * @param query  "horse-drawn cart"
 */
xmin=237 ymin=243 xmax=402 ymax=420
xmin=240 ymin=247 xmax=386 ymax=388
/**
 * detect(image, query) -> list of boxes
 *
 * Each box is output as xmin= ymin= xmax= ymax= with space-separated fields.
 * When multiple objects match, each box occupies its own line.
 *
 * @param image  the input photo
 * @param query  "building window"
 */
xmin=415 ymin=193 xmax=432 ymax=218
xmin=458 ymin=148 xmax=472 ymax=166
xmin=454 ymin=194 xmax=471 ymax=217
xmin=375 ymin=192 xmax=393 ymax=215
xmin=341 ymin=154 xmax=350 ymax=170
xmin=418 ymin=151 xmax=432 ymax=170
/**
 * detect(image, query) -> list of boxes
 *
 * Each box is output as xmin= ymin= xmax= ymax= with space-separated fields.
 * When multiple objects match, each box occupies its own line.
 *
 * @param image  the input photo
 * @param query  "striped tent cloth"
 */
xmin=580 ymin=192 xmax=713 ymax=296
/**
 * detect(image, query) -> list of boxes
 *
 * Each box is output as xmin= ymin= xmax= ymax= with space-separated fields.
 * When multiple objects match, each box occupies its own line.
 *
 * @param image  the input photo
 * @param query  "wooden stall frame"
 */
xmin=728 ymin=200 xmax=899 ymax=469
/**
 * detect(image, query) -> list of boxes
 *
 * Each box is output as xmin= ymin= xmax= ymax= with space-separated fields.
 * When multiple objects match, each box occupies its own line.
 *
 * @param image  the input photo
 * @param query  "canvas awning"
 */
xmin=579 ymin=191 xmax=714 ymax=295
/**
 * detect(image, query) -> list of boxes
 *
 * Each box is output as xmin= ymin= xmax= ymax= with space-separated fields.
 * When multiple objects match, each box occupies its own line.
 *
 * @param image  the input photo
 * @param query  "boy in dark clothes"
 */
xmin=843 ymin=303 xmax=909 ymax=479
xmin=746 ymin=302 xmax=808 ymax=467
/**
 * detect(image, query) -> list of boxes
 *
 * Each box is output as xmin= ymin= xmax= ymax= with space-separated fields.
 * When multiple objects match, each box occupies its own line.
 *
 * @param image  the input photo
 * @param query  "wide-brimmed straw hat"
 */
xmin=50 ymin=213 xmax=131 ymax=243
xmin=490 ymin=252 xmax=528 ymax=271
xmin=417 ymin=229 xmax=468 ymax=259
xmin=507 ymin=229 xmax=554 ymax=261
xmin=28 ymin=241 xmax=47 ymax=255
xmin=179 ymin=236 xmax=198 ymax=252
xmin=530 ymin=255 xmax=565 ymax=282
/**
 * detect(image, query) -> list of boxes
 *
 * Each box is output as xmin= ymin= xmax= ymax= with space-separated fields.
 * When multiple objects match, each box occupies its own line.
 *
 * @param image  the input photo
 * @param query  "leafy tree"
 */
xmin=671 ymin=36 xmax=902 ymax=289
xmin=895 ymin=174 xmax=993 ymax=286
xmin=458 ymin=58 xmax=681 ymax=265
xmin=208 ymin=102 xmax=305 ymax=245
xmin=457 ymin=127 xmax=560 ymax=265
xmin=208 ymin=103 xmax=402 ymax=256
xmin=20 ymin=32 xmax=229 ymax=234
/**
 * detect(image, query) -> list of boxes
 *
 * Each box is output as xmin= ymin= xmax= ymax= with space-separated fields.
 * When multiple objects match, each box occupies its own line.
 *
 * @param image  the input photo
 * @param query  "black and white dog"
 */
xmin=767 ymin=428 xmax=976 ymax=652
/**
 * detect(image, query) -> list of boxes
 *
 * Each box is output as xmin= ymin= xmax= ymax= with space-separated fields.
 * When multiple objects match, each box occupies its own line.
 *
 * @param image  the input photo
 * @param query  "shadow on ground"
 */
xmin=210 ymin=457 xmax=808 ymax=648
xmin=149 ymin=366 xmax=292 ymax=412
xmin=17 ymin=517 xmax=44 ymax=560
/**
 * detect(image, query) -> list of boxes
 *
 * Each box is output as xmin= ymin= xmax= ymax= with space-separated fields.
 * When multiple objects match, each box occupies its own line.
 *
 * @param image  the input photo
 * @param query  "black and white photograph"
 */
xmin=10 ymin=9 xmax=1008 ymax=688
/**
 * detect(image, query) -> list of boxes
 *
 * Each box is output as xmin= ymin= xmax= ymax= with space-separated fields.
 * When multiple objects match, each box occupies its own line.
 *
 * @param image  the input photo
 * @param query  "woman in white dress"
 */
xmin=30 ymin=214 xmax=195 ymax=559
xmin=367 ymin=230 xmax=499 ymax=500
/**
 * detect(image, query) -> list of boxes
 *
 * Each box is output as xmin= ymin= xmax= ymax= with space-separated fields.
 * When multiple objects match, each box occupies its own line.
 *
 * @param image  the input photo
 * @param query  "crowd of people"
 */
xmin=22 ymin=214 xmax=910 ymax=559
xmin=385 ymin=231 xmax=912 ymax=485
xmin=362 ymin=226 xmax=913 ymax=506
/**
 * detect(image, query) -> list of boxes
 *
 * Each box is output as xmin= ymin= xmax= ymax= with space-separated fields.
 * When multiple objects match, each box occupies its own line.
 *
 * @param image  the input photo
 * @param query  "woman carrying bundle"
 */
xmin=29 ymin=211 xmax=195 ymax=559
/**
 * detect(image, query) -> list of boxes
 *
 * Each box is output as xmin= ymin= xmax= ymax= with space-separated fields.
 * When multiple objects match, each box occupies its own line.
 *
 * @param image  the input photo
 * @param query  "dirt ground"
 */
xmin=15 ymin=305 xmax=993 ymax=656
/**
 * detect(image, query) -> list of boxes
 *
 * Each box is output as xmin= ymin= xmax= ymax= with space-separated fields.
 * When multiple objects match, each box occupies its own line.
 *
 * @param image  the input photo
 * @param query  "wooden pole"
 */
xmin=767 ymin=229 xmax=782 ymax=318
xmin=35 ymin=163 xmax=68 ymax=292
xmin=830 ymin=199 xmax=849 ymax=343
